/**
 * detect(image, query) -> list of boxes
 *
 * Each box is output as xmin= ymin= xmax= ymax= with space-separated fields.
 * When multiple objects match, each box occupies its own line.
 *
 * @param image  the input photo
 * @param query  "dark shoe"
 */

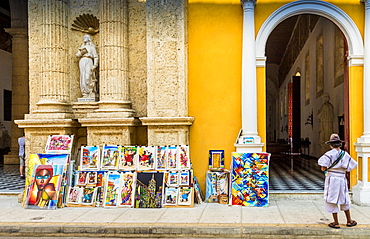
xmin=328 ymin=222 xmax=340 ymax=229
xmin=346 ymin=220 xmax=357 ymax=227
xmin=20 ymin=175 xmax=25 ymax=179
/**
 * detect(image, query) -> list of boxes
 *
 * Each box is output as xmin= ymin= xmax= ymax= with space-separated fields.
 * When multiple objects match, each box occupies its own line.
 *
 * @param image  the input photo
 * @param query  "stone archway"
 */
xmin=256 ymin=0 xmax=364 ymax=67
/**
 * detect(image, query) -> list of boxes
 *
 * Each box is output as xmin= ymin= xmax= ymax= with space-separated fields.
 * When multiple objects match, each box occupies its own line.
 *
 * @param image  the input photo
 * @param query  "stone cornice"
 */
xmin=15 ymin=119 xmax=79 ymax=128
xmin=78 ymin=118 xmax=139 ymax=127
xmin=140 ymin=117 xmax=194 ymax=126
xmin=4 ymin=28 xmax=28 ymax=38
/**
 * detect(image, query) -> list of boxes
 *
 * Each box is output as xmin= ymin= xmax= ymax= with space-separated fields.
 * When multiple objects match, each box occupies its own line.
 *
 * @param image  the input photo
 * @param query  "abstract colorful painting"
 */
xmin=167 ymin=146 xmax=178 ymax=170
xmin=178 ymin=187 xmax=192 ymax=206
xmin=137 ymin=146 xmax=155 ymax=170
xmin=209 ymin=150 xmax=225 ymax=169
xmin=231 ymin=152 xmax=270 ymax=207
xmin=25 ymin=164 xmax=65 ymax=209
xmin=45 ymin=135 xmax=74 ymax=154
xmin=80 ymin=146 xmax=100 ymax=170
xmin=178 ymin=145 xmax=191 ymax=170
xmin=103 ymin=173 xmax=121 ymax=208
xmin=119 ymin=172 xmax=136 ymax=207
xmin=164 ymin=187 xmax=178 ymax=205
xmin=134 ymin=172 xmax=164 ymax=208
xmin=119 ymin=146 xmax=137 ymax=170
xmin=101 ymin=145 xmax=120 ymax=170
xmin=155 ymin=146 xmax=167 ymax=170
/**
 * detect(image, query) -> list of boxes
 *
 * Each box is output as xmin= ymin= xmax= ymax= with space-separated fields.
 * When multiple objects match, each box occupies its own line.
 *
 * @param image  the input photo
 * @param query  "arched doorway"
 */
xmin=256 ymin=1 xmax=363 ymax=191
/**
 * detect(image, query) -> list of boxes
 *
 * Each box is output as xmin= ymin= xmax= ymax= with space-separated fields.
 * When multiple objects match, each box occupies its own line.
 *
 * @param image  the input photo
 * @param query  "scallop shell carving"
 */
xmin=71 ymin=14 xmax=99 ymax=35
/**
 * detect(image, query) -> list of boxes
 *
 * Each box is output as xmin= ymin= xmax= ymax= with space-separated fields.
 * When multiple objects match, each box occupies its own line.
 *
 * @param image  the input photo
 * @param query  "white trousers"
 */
xmin=325 ymin=202 xmax=350 ymax=213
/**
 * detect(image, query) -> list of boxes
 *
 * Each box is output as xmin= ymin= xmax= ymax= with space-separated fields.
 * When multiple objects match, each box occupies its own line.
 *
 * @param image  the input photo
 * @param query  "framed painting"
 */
xmin=81 ymin=187 xmax=96 ymax=205
xmin=67 ymin=187 xmax=83 ymax=204
xmin=118 ymin=172 xmax=136 ymax=207
xmin=135 ymin=172 xmax=164 ymax=208
xmin=76 ymin=171 xmax=87 ymax=186
xmin=80 ymin=146 xmax=100 ymax=170
xmin=179 ymin=171 xmax=190 ymax=186
xmin=155 ymin=146 xmax=167 ymax=170
xmin=45 ymin=135 xmax=74 ymax=154
xmin=168 ymin=171 xmax=179 ymax=187
xmin=231 ymin=152 xmax=270 ymax=207
xmin=164 ymin=187 xmax=178 ymax=206
xmin=208 ymin=150 xmax=224 ymax=169
xmin=25 ymin=164 xmax=64 ymax=209
xmin=119 ymin=146 xmax=137 ymax=171
xmin=86 ymin=171 xmax=97 ymax=185
xmin=137 ymin=146 xmax=155 ymax=171
xmin=103 ymin=173 xmax=121 ymax=208
xmin=167 ymin=146 xmax=178 ymax=170
xmin=101 ymin=145 xmax=120 ymax=170
xmin=178 ymin=187 xmax=192 ymax=206
xmin=178 ymin=145 xmax=191 ymax=170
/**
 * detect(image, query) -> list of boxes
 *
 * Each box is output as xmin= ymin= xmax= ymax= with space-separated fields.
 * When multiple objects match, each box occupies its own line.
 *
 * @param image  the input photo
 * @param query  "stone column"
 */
xmin=33 ymin=0 xmax=71 ymax=115
xmin=3 ymin=28 xmax=29 ymax=164
xmin=97 ymin=0 xmax=134 ymax=117
xmin=353 ymin=0 xmax=370 ymax=206
xmin=235 ymin=0 xmax=263 ymax=152
xmin=142 ymin=0 xmax=193 ymax=146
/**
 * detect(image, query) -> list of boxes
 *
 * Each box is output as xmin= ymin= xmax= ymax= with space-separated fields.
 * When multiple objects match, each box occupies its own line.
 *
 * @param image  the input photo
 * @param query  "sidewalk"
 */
xmin=1 ymin=194 xmax=370 ymax=238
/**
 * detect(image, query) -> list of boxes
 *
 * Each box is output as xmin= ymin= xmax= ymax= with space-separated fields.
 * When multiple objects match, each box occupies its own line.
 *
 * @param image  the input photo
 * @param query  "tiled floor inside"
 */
xmin=269 ymin=154 xmax=325 ymax=192
xmin=0 ymin=155 xmax=325 ymax=194
xmin=0 ymin=164 xmax=24 ymax=193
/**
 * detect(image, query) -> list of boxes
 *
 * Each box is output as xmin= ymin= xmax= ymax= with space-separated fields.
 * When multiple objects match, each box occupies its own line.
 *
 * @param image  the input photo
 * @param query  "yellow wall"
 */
xmin=188 ymin=0 xmax=364 ymax=190
xmin=188 ymin=0 xmax=242 ymax=190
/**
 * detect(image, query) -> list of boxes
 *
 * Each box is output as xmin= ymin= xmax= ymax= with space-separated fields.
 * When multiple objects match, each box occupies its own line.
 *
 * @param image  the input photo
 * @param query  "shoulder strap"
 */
xmin=327 ymin=150 xmax=345 ymax=170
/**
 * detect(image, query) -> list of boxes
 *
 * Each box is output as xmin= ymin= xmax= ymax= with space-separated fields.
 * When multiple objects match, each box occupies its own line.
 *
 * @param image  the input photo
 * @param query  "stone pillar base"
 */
xmin=4 ymin=153 xmax=19 ymax=165
xmin=140 ymin=117 xmax=194 ymax=146
xmin=235 ymin=130 xmax=264 ymax=153
xmin=352 ymin=181 xmax=370 ymax=206
xmin=79 ymin=118 xmax=139 ymax=146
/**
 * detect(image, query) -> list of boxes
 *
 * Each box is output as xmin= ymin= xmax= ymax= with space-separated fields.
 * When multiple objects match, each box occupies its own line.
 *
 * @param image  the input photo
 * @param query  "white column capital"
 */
xmin=241 ymin=0 xmax=256 ymax=10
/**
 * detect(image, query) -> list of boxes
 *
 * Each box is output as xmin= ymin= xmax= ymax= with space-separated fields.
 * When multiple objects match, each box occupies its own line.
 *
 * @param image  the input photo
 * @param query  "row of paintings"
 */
xmin=67 ymin=170 xmax=195 ymax=208
xmin=81 ymin=145 xmax=191 ymax=171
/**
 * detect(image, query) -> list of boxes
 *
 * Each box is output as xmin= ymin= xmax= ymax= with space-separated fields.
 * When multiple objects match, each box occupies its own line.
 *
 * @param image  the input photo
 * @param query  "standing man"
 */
xmin=18 ymin=135 xmax=25 ymax=179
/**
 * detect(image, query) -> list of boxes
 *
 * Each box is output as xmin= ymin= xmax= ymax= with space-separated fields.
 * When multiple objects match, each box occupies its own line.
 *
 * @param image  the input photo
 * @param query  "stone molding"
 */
xmin=140 ymin=117 xmax=194 ymax=126
xmin=15 ymin=119 xmax=80 ymax=128
xmin=78 ymin=118 xmax=139 ymax=127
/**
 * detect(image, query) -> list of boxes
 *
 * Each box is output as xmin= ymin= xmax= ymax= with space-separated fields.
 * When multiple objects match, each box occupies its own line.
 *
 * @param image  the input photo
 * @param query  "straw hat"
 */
xmin=325 ymin=133 xmax=343 ymax=144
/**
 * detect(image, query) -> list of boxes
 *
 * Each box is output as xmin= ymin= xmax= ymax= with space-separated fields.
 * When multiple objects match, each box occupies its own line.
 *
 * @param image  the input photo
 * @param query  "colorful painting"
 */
xmin=76 ymin=171 xmax=87 ymax=186
xmin=67 ymin=187 xmax=83 ymax=204
xmin=96 ymin=171 xmax=104 ymax=187
xmin=193 ymin=176 xmax=204 ymax=204
xmin=164 ymin=187 xmax=178 ymax=205
xmin=179 ymin=171 xmax=189 ymax=186
xmin=135 ymin=172 xmax=164 ymax=208
xmin=101 ymin=145 xmax=120 ymax=170
xmin=138 ymin=146 xmax=155 ymax=170
xmin=208 ymin=150 xmax=225 ymax=169
xmin=80 ymin=146 xmax=100 ymax=170
xmin=119 ymin=146 xmax=137 ymax=170
xmin=119 ymin=172 xmax=136 ymax=207
xmin=231 ymin=152 xmax=269 ymax=207
xmin=86 ymin=171 xmax=97 ymax=185
xmin=103 ymin=173 xmax=121 ymax=208
xmin=178 ymin=145 xmax=191 ymax=170
xmin=25 ymin=164 xmax=65 ymax=209
xmin=81 ymin=187 xmax=96 ymax=205
xmin=45 ymin=135 xmax=74 ymax=153
xmin=178 ymin=187 xmax=192 ymax=206
xmin=155 ymin=146 xmax=167 ymax=170
xmin=205 ymin=171 xmax=229 ymax=203
xmin=168 ymin=171 xmax=179 ymax=187
xmin=167 ymin=146 xmax=178 ymax=170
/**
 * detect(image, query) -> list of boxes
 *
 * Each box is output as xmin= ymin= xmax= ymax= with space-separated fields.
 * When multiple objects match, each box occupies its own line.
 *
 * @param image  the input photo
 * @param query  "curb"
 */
xmin=1 ymin=222 xmax=370 ymax=238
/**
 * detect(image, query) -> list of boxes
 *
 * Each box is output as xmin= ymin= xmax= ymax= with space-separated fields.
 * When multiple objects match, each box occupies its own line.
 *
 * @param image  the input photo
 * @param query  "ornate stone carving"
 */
xmin=71 ymin=14 xmax=99 ymax=35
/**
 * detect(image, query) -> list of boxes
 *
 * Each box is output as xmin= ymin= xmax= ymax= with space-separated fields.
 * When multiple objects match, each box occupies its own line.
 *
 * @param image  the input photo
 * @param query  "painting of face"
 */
xmin=35 ymin=169 xmax=52 ymax=190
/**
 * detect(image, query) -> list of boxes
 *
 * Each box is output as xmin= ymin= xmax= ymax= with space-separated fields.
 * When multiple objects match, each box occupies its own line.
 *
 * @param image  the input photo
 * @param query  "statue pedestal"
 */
xmin=78 ymin=98 xmax=96 ymax=102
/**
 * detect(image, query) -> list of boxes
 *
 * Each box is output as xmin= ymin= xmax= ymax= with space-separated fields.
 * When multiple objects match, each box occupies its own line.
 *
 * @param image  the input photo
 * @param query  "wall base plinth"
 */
xmin=352 ymin=181 xmax=370 ymax=206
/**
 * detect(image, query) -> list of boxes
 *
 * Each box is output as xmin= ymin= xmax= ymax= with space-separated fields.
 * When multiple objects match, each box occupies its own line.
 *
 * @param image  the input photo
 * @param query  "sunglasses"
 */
xmin=36 ymin=175 xmax=50 ymax=180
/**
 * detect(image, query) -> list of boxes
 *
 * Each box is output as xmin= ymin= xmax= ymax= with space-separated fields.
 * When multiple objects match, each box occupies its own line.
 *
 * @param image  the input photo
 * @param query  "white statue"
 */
xmin=317 ymin=93 xmax=335 ymax=154
xmin=76 ymin=35 xmax=98 ymax=99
